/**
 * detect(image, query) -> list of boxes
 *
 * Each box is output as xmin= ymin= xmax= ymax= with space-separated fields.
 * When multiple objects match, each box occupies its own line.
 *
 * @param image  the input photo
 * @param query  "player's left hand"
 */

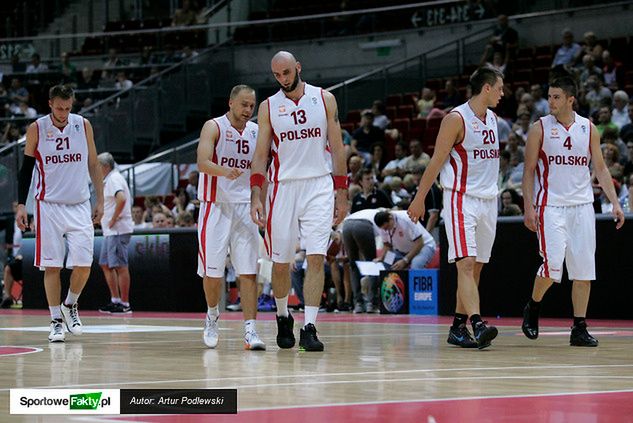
xmin=391 ymin=260 xmax=407 ymax=271
xmin=333 ymin=190 xmax=349 ymax=225
xmin=613 ymin=204 xmax=625 ymax=229
xmin=93 ymin=202 xmax=104 ymax=225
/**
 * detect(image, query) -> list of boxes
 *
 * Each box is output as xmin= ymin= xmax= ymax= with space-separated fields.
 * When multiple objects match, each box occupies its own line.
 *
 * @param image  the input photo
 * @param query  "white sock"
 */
xmin=65 ymin=291 xmax=80 ymax=306
xmin=304 ymin=306 xmax=319 ymax=327
xmin=207 ymin=305 xmax=219 ymax=319
xmin=275 ymin=295 xmax=289 ymax=317
xmin=111 ymin=297 xmax=121 ymax=304
xmin=244 ymin=319 xmax=256 ymax=334
xmin=49 ymin=306 xmax=62 ymax=321
xmin=120 ymin=301 xmax=130 ymax=307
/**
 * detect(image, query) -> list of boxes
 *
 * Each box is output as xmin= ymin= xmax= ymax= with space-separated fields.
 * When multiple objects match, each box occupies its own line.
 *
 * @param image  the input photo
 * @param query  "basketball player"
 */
xmin=250 ymin=51 xmax=348 ymax=352
xmin=16 ymin=85 xmax=104 ymax=342
xmin=408 ymin=67 xmax=504 ymax=349
xmin=521 ymin=76 xmax=624 ymax=346
xmin=197 ymin=84 xmax=266 ymax=350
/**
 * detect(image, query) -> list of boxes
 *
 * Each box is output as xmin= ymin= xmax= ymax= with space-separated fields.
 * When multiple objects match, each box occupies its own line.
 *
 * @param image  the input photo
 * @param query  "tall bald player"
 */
xmin=197 ymin=84 xmax=265 ymax=350
xmin=250 ymin=51 xmax=348 ymax=352
xmin=521 ymin=76 xmax=624 ymax=347
xmin=408 ymin=67 xmax=504 ymax=349
xmin=16 ymin=85 xmax=104 ymax=342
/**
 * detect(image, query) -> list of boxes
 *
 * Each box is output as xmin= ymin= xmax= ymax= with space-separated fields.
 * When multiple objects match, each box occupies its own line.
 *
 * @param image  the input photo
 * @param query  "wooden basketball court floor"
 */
xmin=2 ymin=310 xmax=633 ymax=422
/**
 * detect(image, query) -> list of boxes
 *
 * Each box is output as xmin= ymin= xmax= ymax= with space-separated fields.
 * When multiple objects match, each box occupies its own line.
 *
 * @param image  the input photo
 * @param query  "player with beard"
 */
xmin=250 ymin=51 xmax=348 ymax=352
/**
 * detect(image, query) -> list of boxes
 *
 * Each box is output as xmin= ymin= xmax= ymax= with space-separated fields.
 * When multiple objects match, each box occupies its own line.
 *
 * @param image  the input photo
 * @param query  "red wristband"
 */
xmin=250 ymin=173 xmax=265 ymax=189
xmin=333 ymin=175 xmax=348 ymax=190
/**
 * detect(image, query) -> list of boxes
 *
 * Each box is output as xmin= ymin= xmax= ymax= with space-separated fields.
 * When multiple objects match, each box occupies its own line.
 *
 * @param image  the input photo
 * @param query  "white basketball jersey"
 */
xmin=439 ymin=102 xmax=500 ymax=199
xmin=33 ymin=113 xmax=90 ymax=204
xmin=198 ymin=115 xmax=258 ymax=203
xmin=534 ymin=113 xmax=593 ymax=207
xmin=267 ymin=83 xmax=330 ymax=182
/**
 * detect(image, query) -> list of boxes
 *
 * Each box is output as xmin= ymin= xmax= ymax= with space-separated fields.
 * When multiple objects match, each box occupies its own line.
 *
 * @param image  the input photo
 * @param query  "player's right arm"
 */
xmin=407 ymin=113 xmax=462 ymax=223
xmin=196 ymin=120 xmax=241 ymax=180
xmin=250 ymin=100 xmax=273 ymax=228
xmin=16 ymin=122 xmax=38 ymax=231
xmin=522 ymin=121 xmax=543 ymax=232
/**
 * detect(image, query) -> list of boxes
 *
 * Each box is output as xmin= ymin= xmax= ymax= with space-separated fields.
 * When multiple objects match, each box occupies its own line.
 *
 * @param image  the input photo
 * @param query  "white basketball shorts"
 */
xmin=536 ymin=203 xmax=596 ymax=282
xmin=265 ymin=174 xmax=334 ymax=263
xmin=197 ymin=202 xmax=259 ymax=278
xmin=34 ymin=200 xmax=94 ymax=269
xmin=442 ymin=190 xmax=497 ymax=263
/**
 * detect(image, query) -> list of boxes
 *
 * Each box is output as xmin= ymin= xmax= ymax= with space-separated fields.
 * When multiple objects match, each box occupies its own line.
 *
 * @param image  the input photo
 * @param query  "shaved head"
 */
xmin=271 ymin=51 xmax=302 ymax=93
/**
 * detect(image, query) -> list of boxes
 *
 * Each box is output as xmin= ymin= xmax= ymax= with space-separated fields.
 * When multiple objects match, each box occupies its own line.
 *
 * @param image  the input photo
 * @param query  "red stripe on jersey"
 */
xmin=454 ymin=143 xmax=469 ymax=256
xmin=538 ymin=206 xmax=549 ymax=278
xmin=203 ymin=174 xmax=208 ymax=201
xmin=449 ymin=156 xmax=461 ymax=257
xmin=538 ymin=149 xmax=549 ymax=207
xmin=452 ymin=111 xmax=466 ymax=144
xmin=199 ymin=202 xmax=213 ymax=269
xmin=537 ymin=148 xmax=550 ymax=278
xmin=535 ymin=165 xmax=543 ymax=207
xmin=35 ymin=201 xmax=41 ymax=267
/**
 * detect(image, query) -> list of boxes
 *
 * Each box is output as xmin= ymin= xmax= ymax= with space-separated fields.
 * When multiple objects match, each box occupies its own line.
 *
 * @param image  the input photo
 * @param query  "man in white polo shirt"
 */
xmin=374 ymin=210 xmax=436 ymax=271
xmin=97 ymin=152 xmax=134 ymax=314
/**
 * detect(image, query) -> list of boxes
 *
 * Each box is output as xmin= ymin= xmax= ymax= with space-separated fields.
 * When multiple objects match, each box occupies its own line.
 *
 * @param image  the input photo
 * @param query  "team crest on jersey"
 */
xmin=311 ymin=97 xmax=318 ymax=105
xmin=470 ymin=120 xmax=480 ymax=133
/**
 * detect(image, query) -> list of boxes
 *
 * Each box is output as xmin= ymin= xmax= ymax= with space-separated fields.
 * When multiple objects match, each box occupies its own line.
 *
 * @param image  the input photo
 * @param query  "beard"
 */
xmin=279 ymin=70 xmax=300 ymax=92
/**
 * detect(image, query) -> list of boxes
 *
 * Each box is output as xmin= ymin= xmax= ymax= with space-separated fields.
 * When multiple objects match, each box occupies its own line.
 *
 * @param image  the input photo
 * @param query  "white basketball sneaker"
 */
xmin=48 ymin=319 xmax=65 ymax=343
xmin=244 ymin=331 xmax=266 ymax=351
xmin=61 ymin=303 xmax=83 ymax=335
xmin=203 ymin=314 xmax=219 ymax=348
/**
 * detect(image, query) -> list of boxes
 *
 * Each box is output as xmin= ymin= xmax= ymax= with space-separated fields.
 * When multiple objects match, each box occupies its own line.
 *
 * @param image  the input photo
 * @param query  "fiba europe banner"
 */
xmin=379 ymin=269 xmax=439 ymax=315
xmin=10 ymin=389 xmax=237 ymax=414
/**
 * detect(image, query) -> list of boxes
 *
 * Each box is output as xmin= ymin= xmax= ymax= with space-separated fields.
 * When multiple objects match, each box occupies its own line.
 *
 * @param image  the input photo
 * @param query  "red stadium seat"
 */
xmin=397 ymin=104 xmax=414 ymax=119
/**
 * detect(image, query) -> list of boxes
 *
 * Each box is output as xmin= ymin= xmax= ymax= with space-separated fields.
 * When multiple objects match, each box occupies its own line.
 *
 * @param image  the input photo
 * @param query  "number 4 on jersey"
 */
xmin=563 ymin=136 xmax=572 ymax=150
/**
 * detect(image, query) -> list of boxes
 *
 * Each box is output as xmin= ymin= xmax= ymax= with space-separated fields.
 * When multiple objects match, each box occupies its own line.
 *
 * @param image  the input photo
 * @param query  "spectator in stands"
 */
xmin=8 ymin=79 xmax=29 ymax=106
xmin=584 ymin=75 xmax=612 ymax=116
xmin=1 ymin=123 xmax=21 ymax=145
xmin=506 ymin=152 xmax=524 ymax=194
xmin=10 ymin=54 xmax=25 ymax=73
xmin=499 ymin=150 xmax=512 ymax=189
xmin=513 ymin=112 xmax=531 ymax=144
xmin=499 ymin=188 xmax=522 ymax=216
xmin=371 ymin=100 xmax=390 ymax=130
xmin=417 ymin=88 xmax=436 ymax=118
xmin=77 ymin=67 xmax=98 ymax=90
xmin=350 ymin=169 xmax=393 ymax=213
xmin=347 ymin=154 xmax=363 ymax=185
xmin=620 ymin=102 xmax=633 ymax=144
xmin=552 ymin=29 xmax=582 ymax=69
xmin=104 ymin=48 xmax=123 ymax=69
xmin=581 ymin=31 xmax=604 ymax=64
xmin=624 ymin=141 xmax=633 ymax=177
xmin=172 ymin=0 xmax=198 ymax=26
xmin=161 ymin=45 xmax=180 ymax=64
xmin=579 ymin=54 xmax=602 ymax=86
xmin=602 ymin=50 xmax=624 ymax=91
xmin=114 ymin=71 xmax=133 ymax=90
xmin=505 ymin=131 xmax=524 ymax=162
xmin=601 ymin=126 xmax=627 ymax=160
xmin=497 ymin=83 xmax=517 ymax=120
xmin=497 ymin=116 xmax=512 ymax=143
xmin=365 ymin=143 xmax=386 ymax=177
xmin=351 ymin=110 xmax=384 ymax=159
xmin=165 ymin=214 xmax=175 ymax=228
xmin=480 ymin=51 xmax=507 ymax=76
xmin=132 ymin=205 xmax=150 ymax=229
xmin=0 ymin=84 xmax=8 ymax=117
xmin=171 ymin=187 xmax=195 ymax=216
xmin=152 ymin=212 xmax=168 ymax=228
xmin=487 ymin=15 xmax=518 ymax=61
xmin=401 ymin=139 xmax=431 ymax=172
xmin=10 ymin=101 xmax=37 ymax=119
xmin=596 ymin=106 xmax=619 ymax=137
xmin=186 ymin=171 xmax=198 ymax=201
xmin=530 ymin=84 xmax=549 ymax=119
xmin=176 ymin=211 xmax=195 ymax=227
xmin=518 ymin=93 xmax=536 ymax=122
xmin=602 ymin=143 xmax=623 ymax=176
xmin=612 ymin=91 xmax=631 ymax=130
xmin=382 ymin=141 xmax=407 ymax=183
xmin=139 ymin=46 xmax=158 ymax=65
xmin=59 ymin=52 xmax=77 ymax=83
xmin=442 ymin=79 xmax=462 ymax=111
xmin=25 ymin=53 xmax=48 ymax=74
xmin=180 ymin=45 xmax=199 ymax=62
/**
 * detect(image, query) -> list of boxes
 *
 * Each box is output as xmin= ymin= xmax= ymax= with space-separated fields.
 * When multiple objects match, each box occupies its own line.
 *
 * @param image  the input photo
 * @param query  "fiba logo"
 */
xmin=381 ymin=273 xmax=406 ymax=313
